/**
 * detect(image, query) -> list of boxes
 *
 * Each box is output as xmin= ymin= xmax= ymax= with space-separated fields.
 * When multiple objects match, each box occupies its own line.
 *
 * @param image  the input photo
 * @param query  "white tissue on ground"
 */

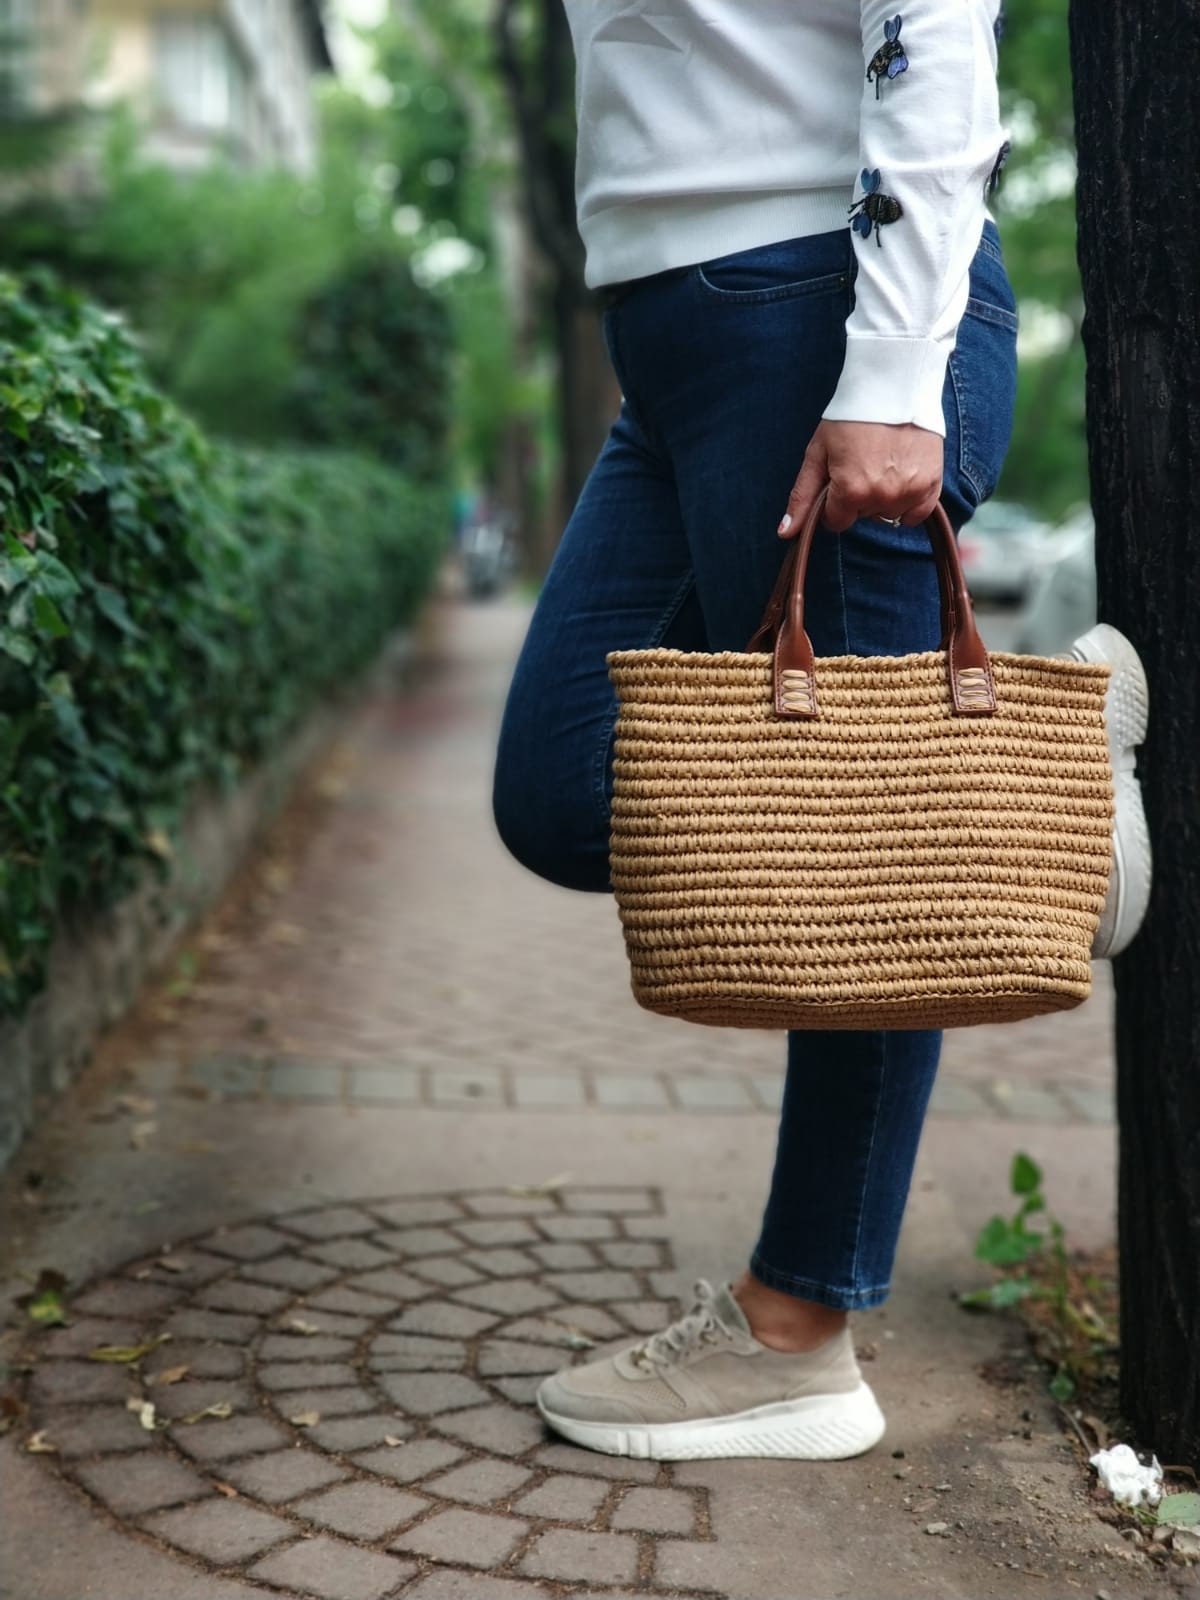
xmin=1089 ymin=1442 xmax=1163 ymax=1507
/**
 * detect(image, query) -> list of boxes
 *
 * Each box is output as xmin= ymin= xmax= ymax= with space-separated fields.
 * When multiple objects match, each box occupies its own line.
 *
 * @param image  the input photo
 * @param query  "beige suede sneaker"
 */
xmin=536 ymin=1280 xmax=885 ymax=1461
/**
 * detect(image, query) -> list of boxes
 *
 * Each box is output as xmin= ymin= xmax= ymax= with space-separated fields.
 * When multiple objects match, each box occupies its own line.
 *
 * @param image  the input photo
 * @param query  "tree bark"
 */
xmin=1068 ymin=0 xmax=1200 ymax=1463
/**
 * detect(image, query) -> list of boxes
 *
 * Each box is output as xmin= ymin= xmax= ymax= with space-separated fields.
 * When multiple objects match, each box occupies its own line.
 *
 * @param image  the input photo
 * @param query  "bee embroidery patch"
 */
xmin=867 ymin=16 xmax=908 ymax=98
xmin=849 ymin=169 xmax=904 ymax=247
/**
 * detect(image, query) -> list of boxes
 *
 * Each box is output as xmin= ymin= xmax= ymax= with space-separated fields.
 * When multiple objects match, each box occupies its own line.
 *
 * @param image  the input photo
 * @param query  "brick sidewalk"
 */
xmin=1 ymin=594 xmax=1162 ymax=1600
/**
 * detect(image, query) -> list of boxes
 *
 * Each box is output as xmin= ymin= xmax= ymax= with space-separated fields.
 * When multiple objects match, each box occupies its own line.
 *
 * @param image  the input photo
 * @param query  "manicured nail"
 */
xmin=777 ymin=514 xmax=792 ymax=535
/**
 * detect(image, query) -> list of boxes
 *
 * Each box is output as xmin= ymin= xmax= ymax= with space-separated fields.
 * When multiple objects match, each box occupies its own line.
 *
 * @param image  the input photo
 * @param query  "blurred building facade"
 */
xmin=5 ymin=0 xmax=331 ymax=173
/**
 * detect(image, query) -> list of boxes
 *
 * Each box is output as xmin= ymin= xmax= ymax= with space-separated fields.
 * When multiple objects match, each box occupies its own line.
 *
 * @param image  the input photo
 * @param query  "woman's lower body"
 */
xmin=492 ymin=220 xmax=1019 ymax=1456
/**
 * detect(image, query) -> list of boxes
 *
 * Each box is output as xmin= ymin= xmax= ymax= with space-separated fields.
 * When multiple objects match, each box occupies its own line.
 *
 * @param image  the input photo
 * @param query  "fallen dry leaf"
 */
xmin=283 ymin=1318 xmax=320 ymax=1336
xmin=144 ymin=828 xmax=173 ymax=861
xmin=383 ymin=1435 xmax=404 ymax=1448
xmin=289 ymin=1410 xmax=320 ymax=1428
xmin=88 ymin=1333 xmax=171 ymax=1364
xmin=16 ymin=1269 xmax=69 ymax=1328
xmin=125 ymin=1397 xmax=158 ymax=1432
xmin=115 ymin=1094 xmax=157 ymax=1118
xmin=179 ymin=1401 xmax=233 ymax=1425
xmin=147 ymin=1364 xmax=190 ymax=1388
xmin=507 ymin=1172 xmax=573 ymax=1199
xmin=177 ymin=1140 xmax=215 ymax=1155
xmin=214 ymin=1481 xmax=239 ymax=1499
xmin=25 ymin=1431 xmax=57 ymax=1454
xmin=129 ymin=1121 xmax=158 ymax=1151
xmin=156 ymin=1256 xmax=187 ymax=1274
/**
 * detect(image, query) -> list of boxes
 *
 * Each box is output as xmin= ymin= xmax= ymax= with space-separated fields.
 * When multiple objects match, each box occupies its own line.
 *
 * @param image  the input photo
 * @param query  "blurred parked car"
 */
xmin=1013 ymin=508 xmax=1096 ymax=656
xmin=461 ymin=513 xmax=518 ymax=600
xmin=958 ymin=499 xmax=1052 ymax=606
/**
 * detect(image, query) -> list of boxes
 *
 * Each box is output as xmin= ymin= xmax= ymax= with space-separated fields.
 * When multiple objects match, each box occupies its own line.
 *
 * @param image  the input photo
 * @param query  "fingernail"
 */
xmin=777 ymin=514 xmax=792 ymax=535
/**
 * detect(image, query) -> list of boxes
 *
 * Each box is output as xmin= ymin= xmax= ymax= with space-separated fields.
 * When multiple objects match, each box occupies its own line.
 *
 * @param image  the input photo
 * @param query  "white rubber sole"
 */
xmin=537 ymin=1380 xmax=886 ymax=1462
xmin=1069 ymin=624 xmax=1152 ymax=958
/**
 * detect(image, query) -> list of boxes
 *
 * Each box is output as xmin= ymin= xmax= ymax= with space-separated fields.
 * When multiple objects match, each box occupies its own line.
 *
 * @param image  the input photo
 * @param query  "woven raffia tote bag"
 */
xmin=607 ymin=493 xmax=1114 ymax=1030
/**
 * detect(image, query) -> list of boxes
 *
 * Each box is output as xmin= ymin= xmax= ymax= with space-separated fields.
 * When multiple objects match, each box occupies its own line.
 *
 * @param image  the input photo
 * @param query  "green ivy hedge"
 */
xmin=0 ymin=272 xmax=446 ymax=1016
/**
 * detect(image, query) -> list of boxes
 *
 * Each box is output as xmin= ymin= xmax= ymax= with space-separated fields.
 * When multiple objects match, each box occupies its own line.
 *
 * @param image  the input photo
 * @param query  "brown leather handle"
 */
xmin=746 ymin=488 xmax=997 ymax=720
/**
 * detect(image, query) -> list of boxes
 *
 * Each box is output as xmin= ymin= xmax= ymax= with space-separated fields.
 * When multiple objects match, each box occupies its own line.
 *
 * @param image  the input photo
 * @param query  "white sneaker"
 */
xmin=1068 ymin=624 xmax=1152 ymax=958
xmin=535 ymin=1280 xmax=885 ymax=1462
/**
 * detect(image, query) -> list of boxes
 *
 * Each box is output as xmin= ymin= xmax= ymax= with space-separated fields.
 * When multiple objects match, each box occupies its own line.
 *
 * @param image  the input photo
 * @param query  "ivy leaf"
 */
xmin=1011 ymin=1152 xmax=1042 ymax=1196
xmin=1158 ymin=1493 xmax=1200 ymax=1529
xmin=32 ymin=594 xmax=70 ymax=638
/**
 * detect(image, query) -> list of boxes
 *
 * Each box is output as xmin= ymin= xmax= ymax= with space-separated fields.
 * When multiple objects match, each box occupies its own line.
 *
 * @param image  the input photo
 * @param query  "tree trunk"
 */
xmin=1068 ymin=0 xmax=1200 ymax=1464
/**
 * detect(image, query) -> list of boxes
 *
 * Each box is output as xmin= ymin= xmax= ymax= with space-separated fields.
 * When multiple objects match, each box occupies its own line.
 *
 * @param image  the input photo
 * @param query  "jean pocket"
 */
xmin=948 ymin=305 xmax=1018 ymax=506
xmin=695 ymin=238 xmax=850 ymax=304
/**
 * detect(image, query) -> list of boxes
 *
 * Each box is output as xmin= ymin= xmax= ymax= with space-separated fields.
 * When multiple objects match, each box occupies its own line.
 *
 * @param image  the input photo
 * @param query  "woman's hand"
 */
xmin=778 ymin=420 xmax=944 ymax=537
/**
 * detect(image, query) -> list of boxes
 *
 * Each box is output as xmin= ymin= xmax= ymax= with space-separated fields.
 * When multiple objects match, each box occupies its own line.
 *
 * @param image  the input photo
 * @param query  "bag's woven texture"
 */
xmin=607 ymin=647 xmax=1113 ymax=1030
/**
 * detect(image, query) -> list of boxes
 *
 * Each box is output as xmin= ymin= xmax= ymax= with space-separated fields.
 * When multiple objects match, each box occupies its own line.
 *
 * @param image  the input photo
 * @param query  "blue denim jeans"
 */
xmin=494 ymin=220 xmax=1018 ymax=1309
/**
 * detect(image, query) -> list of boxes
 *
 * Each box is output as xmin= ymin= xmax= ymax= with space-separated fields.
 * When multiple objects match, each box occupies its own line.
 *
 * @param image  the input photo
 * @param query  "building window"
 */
xmin=0 ymin=0 xmax=35 ymax=117
xmin=153 ymin=13 xmax=251 ymax=146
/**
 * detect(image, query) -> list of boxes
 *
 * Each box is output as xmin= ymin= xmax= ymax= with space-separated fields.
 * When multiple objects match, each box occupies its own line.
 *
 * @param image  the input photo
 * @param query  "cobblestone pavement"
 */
xmin=4 ymin=595 xmax=1171 ymax=1600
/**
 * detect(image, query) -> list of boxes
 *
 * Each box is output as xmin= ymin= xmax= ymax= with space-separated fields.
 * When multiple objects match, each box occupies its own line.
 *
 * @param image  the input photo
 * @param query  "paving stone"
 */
xmin=494 ymin=1376 xmax=541 ymax=1406
xmin=293 ymin=1480 xmax=427 ymax=1538
xmin=270 ymin=1385 xmax=375 ymax=1418
xmin=532 ymin=1444 xmax=661 ymax=1483
xmin=429 ymin=1067 xmax=507 ymax=1108
xmin=463 ymin=1193 xmax=557 ymax=1218
xmin=373 ymin=1226 xmax=463 ymax=1257
xmin=282 ymin=1206 xmax=380 ymax=1240
xmin=143 ymin=1498 xmax=293 ymax=1563
xmin=259 ymin=1334 xmax=357 ymax=1362
xmin=549 ymin=1304 xmax=628 ymax=1339
xmin=601 ymin=1241 xmax=666 ymax=1269
xmin=390 ymin=1507 xmax=527 ymax=1568
xmin=545 ymin=1271 xmax=641 ymax=1303
xmin=611 ymin=1485 xmax=696 ymax=1534
xmin=221 ymin=1448 xmax=349 ymax=1503
xmin=199 ymin=1279 xmax=292 ymax=1315
xmin=370 ymin=1199 xmax=465 ymax=1227
xmin=39 ymin=1318 xmax=145 ymax=1358
xmin=306 ymin=1286 xmax=398 ymax=1316
xmin=477 ymin=1340 xmax=565 ymax=1377
xmin=30 ymin=1360 xmax=132 ymax=1407
xmin=462 ymin=1247 xmax=539 ymax=1278
xmin=530 ymin=1243 xmax=596 ymax=1271
xmin=266 ymin=1060 xmax=344 ymax=1101
xmin=258 ymin=1361 xmax=360 ymax=1392
xmin=536 ymin=1215 xmax=616 ymax=1242
xmin=368 ymin=1332 xmax=465 ymax=1372
xmin=74 ymin=1280 xmax=182 ymax=1318
xmin=928 ymin=1078 xmax=993 ymax=1116
xmin=190 ymin=1056 xmax=263 ymax=1098
xmin=37 ymin=1404 xmax=155 ymax=1458
xmin=379 ymin=1371 xmax=491 ymax=1416
xmin=512 ymin=1071 xmax=587 ymax=1108
xmin=354 ymin=1439 xmax=465 ymax=1483
xmin=249 ymin=1535 xmax=416 ymax=1600
xmin=132 ymin=1249 xmax=229 ymax=1286
xmin=307 ymin=1237 xmax=397 ymax=1272
xmin=671 ymin=1074 xmax=755 ymax=1111
xmin=520 ymin=1528 xmax=639 ymax=1585
xmin=389 ymin=1302 xmax=499 ymax=1339
xmin=171 ymin=1414 xmax=292 ymax=1462
xmin=748 ymin=1073 xmax=784 ymax=1111
xmin=348 ymin=1066 xmax=421 ymax=1105
xmin=308 ymin=1414 xmax=414 ymax=1452
xmin=562 ymin=1190 xmax=656 ymax=1215
xmin=344 ymin=1267 xmax=427 ymax=1300
xmin=165 ymin=1307 xmax=258 ymax=1344
xmin=986 ymin=1080 xmax=1071 ymax=1121
xmin=150 ymin=1378 xmax=252 ymax=1421
xmin=432 ymin=1403 xmax=545 ymax=1457
xmin=456 ymin=1218 xmax=540 ymax=1247
xmin=201 ymin=1224 xmax=293 ymax=1261
xmin=1058 ymin=1082 xmax=1115 ymax=1123
xmin=402 ymin=1574 xmax=552 ymax=1600
xmin=611 ymin=1301 xmax=669 ymax=1335
xmin=244 ymin=1256 xmax=339 ymax=1291
xmin=515 ymin=1474 xmax=610 ymax=1523
xmin=73 ymin=1454 xmax=209 ymax=1516
xmin=424 ymin=1458 xmax=534 ymax=1505
xmin=593 ymin=1075 xmax=670 ymax=1109
xmin=453 ymin=1279 xmax=562 ymax=1316
xmin=409 ymin=1256 xmax=484 ymax=1288
xmin=282 ymin=1309 xmax=371 ymax=1337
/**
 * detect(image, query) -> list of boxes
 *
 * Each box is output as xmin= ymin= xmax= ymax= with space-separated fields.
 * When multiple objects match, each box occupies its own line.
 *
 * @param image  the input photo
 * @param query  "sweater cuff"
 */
xmin=822 ymin=334 xmax=950 ymax=437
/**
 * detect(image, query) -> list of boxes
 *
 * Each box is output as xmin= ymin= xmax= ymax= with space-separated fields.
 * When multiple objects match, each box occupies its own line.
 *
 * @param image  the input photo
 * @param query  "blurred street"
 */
xmin=1 ymin=592 xmax=1180 ymax=1600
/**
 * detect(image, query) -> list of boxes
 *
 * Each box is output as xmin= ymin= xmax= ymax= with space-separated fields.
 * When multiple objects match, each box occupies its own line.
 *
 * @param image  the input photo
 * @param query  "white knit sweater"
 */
xmin=563 ymin=1 xmax=1008 ymax=436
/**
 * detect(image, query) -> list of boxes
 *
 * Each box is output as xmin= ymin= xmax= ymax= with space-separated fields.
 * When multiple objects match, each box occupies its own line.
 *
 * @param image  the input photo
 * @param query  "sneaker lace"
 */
xmin=632 ymin=1279 xmax=730 ymax=1370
